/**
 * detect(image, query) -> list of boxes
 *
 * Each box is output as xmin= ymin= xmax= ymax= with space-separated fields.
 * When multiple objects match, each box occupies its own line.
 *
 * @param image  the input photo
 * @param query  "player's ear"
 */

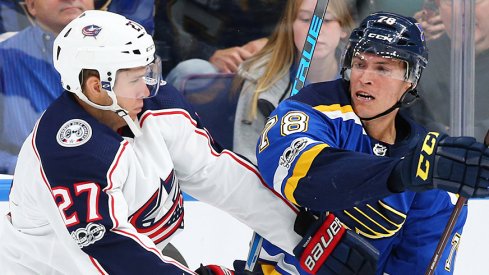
xmin=84 ymin=75 xmax=103 ymax=99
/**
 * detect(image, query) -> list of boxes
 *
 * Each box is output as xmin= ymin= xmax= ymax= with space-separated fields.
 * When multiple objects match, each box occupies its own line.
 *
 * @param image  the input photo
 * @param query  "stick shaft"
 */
xmin=245 ymin=0 xmax=330 ymax=271
xmin=290 ymin=0 xmax=330 ymax=96
xmin=425 ymin=196 xmax=467 ymax=275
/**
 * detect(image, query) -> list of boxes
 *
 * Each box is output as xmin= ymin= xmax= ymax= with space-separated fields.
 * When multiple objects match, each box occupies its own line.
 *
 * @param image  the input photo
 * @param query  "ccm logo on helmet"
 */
xmin=304 ymin=217 xmax=343 ymax=272
xmin=416 ymin=132 xmax=440 ymax=180
xmin=368 ymin=32 xmax=394 ymax=43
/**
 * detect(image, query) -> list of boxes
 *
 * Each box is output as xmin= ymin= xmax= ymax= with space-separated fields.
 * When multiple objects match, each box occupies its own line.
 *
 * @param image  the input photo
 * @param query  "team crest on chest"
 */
xmin=57 ymin=119 xmax=92 ymax=147
xmin=373 ymin=143 xmax=387 ymax=156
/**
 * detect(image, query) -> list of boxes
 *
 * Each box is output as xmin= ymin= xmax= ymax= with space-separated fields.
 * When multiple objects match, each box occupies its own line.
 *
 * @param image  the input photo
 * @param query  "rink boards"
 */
xmin=0 ymin=175 xmax=487 ymax=273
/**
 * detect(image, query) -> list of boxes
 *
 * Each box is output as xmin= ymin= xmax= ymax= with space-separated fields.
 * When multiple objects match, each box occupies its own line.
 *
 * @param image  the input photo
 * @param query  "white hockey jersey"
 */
xmin=0 ymin=85 xmax=301 ymax=274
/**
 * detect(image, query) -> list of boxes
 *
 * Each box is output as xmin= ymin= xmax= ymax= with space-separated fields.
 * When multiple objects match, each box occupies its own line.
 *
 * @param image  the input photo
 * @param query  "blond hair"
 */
xmin=239 ymin=0 xmax=355 ymax=121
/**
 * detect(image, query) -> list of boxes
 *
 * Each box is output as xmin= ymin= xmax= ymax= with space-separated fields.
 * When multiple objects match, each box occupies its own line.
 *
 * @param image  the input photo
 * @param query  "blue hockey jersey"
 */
xmin=256 ymin=79 xmax=467 ymax=274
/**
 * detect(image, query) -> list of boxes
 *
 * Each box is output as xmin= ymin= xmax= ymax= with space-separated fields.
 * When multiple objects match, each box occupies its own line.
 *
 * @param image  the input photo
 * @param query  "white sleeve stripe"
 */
xmin=105 ymin=140 xmax=130 ymax=229
xmin=105 ymin=140 xmax=129 ymax=192
xmin=89 ymin=256 xmax=109 ymax=275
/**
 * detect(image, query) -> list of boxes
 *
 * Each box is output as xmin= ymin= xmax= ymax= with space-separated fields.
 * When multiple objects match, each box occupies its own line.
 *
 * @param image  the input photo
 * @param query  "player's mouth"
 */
xmin=355 ymin=91 xmax=375 ymax=101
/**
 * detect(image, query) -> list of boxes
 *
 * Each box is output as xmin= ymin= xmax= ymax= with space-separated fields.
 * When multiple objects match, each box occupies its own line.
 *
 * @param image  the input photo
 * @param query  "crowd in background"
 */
xmin=0 ymin=0 xmax=487 ymax=172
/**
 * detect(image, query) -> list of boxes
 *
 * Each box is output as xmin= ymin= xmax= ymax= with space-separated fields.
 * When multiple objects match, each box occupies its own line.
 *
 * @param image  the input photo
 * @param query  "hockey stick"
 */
xmin=291 ymin=0 xmax=330 ymax=96
xmin=425 ymin=130 xmax=489 ymax=275
xmin=244 ymin=0 xmax=330 ymax=271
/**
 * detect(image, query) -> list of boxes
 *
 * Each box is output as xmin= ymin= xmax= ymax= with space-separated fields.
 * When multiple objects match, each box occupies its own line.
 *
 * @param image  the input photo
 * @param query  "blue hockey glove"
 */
xmin=391 ymin=132 xmax=489 ymax=198
xmin=293 ymin=211 xmax=378 ymax=275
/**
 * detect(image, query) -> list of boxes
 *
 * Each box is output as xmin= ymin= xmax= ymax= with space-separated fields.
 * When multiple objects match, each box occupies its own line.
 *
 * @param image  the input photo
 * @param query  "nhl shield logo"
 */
xmin=373 ymin=143 xmax=387 ymax=156
xmin=57 ymin=119 xmax=92 ymax=147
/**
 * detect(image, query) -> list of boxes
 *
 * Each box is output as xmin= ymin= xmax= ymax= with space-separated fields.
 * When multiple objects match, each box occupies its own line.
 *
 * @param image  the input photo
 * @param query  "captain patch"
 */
xmin=57 ymin=119 xmax=92 ymax=147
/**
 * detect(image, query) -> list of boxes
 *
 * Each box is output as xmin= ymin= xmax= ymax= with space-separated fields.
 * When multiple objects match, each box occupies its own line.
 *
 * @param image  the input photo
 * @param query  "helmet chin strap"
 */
xmin=75 ymin=89 xmax=143 ymax=137
xmin=115 ymin=109 xmax=142 ymax=137
xmin=358 ymin=89 xmax=419 ymax=121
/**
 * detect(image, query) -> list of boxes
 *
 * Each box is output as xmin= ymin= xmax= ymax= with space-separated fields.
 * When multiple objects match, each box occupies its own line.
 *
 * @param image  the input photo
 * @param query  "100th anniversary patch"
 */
xmin=57 ymin=119 xmax=92 ymax=147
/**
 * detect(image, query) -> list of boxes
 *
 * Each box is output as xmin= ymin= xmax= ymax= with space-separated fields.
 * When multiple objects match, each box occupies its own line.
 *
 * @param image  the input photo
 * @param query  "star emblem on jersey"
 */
xmin=82 ymin=24 xmax=102 ymax=38
xmin=373 ymin=143 xmax=387 ymax=156
xmin=57 ymin=119 xmax=92 ymax=147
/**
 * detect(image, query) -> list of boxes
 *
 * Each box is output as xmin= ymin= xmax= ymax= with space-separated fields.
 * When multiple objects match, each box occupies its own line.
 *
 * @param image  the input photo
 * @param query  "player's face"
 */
xmin=293 ymin=0 xmax=346 ymax=60
xmin=114 ymin=67 xmax=150 ymax=121
xmin=439 ymin=0 xmax=489 ymax=54
xmin=25 ymin=0 xmax=94 ymax=34
xmin=349 ymin=53 xmax=412 ymax=119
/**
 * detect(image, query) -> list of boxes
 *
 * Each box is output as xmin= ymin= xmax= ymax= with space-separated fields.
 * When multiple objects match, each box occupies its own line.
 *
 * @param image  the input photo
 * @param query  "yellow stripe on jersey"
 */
xmin=314 ymin=104 xmax=354 ymax=114
xmin=261 ymin=263 xmax=282 ymax=275
xmin=343 ymin=200 xmax=406 ymax=239
xmin=284 ymin=143 xmax=329 ymax=205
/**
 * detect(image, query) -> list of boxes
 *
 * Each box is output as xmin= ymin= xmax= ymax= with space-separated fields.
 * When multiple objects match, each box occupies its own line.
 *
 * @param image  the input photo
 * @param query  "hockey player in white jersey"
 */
xmin=0 ymin=10 xmax=376 ymax=274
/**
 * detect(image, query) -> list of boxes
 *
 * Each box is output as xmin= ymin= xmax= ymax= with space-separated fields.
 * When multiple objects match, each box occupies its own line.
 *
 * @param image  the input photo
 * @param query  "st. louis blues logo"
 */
xmin=82 ymin=24 xmax=102 ymax=38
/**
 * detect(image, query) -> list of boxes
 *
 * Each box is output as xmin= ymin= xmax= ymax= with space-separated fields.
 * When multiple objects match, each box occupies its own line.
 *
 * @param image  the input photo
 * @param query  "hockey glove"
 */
xmin=293 ymin=211 xmax=378 ymax=275
xmin=391 ymin=132 xmax=489 ymax=198
xmin=195 ymin=264 xmax=234 ymax=275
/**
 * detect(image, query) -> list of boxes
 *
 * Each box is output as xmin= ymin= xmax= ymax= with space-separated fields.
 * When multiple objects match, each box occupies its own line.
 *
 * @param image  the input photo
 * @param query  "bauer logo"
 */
xmin=82 ymin=24 xmax=102 ymax=38
xmin=71 ymin=223 xmax=106 ymax=248
xmin=57 ymin=119 xmax=92 ymax=147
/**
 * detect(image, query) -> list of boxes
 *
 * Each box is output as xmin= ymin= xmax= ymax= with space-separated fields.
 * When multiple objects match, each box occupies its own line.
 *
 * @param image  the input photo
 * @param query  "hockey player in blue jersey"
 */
xmin=252 ymin=11 xmax=489 ymax=274
xmin=0 ymin=10 xmax=373 ymax=275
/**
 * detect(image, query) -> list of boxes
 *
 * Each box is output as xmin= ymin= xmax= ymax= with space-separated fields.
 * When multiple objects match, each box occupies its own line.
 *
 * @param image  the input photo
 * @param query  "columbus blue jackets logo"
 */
xmin=57 ymin=119 xmax=92 ymax=147
xmin=82 ymin=24 xmax=102 ymax=38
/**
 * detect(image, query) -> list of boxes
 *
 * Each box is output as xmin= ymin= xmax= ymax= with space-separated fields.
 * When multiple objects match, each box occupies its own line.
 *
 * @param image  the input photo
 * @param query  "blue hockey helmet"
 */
xmin=342 ymin=11 xmax=428 ymax=88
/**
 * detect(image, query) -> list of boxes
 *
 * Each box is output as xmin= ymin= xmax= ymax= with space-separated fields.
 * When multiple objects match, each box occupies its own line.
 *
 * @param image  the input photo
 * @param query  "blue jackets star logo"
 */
xmin=82 ymin=25 xmax=102 ymax=38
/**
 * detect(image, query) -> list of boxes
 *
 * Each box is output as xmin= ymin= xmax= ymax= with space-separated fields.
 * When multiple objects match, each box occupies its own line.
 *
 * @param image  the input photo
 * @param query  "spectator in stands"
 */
xmin=405 ymin=0 xmax=489 ymax=141
xmin=159 ymin=0 xmax=286 ymax=87
xmin=413 ymin=0 xmax=446 ymax=41
xmin=232 ymin=0 xmax=355 ymax=164
xmin=0 ymin=0 xmax=94 ymax=174
xmin=0 ymin=0 xmax=155 ymax=174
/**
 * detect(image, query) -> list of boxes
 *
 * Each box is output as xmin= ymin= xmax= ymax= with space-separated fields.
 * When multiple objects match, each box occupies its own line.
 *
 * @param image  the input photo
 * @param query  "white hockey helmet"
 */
xmin=53 ymin=10 xmax=163 ymax=136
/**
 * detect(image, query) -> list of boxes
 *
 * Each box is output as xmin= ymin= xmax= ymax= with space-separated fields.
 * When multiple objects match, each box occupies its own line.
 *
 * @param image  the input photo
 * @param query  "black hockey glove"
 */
xmin=197 ymin=262 xmax=264 ymax=275
xmin=293 ymin=211 xmax=378 ymax=275
xmin=391 ymin=132 xmax=489 ymax=198
xmin=195 ymin=264 xmax=234 ymax=275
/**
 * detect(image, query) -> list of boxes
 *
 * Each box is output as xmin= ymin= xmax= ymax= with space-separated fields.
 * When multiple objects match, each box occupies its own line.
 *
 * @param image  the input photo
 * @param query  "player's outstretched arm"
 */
xmin=389 ymin=132 xmax=489 ymax=198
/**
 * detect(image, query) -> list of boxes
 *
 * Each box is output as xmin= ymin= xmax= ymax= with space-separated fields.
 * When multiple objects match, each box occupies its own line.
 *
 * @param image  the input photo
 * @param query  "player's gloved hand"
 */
xmin=390 ymin=132 xmax=489 ymax=198
xmin=195 ymin=264 xmax=234 ymax=275
xmin=293 ymin=211 xmax=378 ymax=275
